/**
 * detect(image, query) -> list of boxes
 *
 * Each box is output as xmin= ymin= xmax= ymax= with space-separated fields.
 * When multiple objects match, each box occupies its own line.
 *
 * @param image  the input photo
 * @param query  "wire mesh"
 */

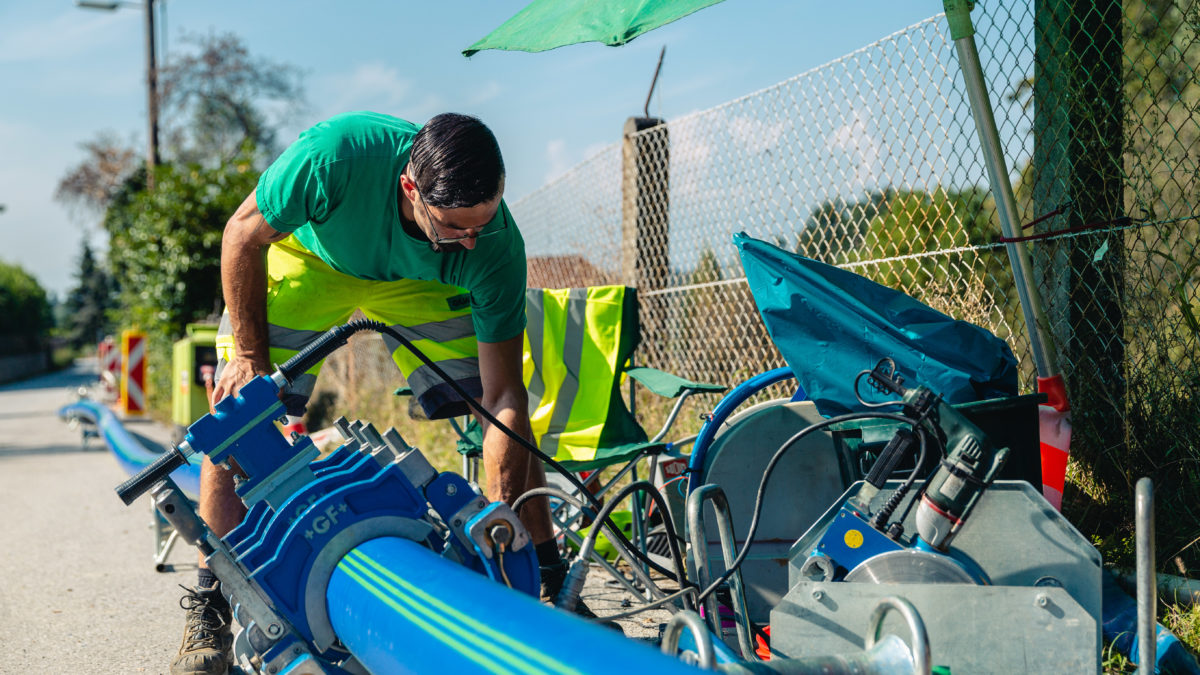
xmin=511 ymin=1 xmax=1200 ymax=566
xmin=321 ymin=0 xmax=1200 ymax=567
xmin=517 ymin=9 xmax=1035 ymax=389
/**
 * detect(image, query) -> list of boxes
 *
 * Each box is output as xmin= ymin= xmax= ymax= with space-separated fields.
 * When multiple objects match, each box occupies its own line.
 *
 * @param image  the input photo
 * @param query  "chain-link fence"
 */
xmin=520 ymin=9 xmax=1036 ymax=385
xmin=513 ymin=1 xmax=1200 ymax=568
xmin=318 ymin=1 xmax=1200 ymax=568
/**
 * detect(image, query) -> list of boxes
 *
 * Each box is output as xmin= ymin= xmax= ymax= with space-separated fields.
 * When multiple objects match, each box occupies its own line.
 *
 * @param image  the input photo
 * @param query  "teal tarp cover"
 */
xmin=734 ymin=232 xmax=1018 ymax=416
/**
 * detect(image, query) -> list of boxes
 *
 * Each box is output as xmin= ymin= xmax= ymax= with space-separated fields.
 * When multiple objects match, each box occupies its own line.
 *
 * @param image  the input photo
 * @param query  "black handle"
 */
xmin=115 ymin=446 xmax=188 ymax=505
xmin=865 ymin=428 xmax=916 ymax=489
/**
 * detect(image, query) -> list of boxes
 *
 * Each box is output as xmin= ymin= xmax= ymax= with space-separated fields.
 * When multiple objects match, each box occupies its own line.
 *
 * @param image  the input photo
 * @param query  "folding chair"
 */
xmin=404 ymin=285 xmax=725 ymax=596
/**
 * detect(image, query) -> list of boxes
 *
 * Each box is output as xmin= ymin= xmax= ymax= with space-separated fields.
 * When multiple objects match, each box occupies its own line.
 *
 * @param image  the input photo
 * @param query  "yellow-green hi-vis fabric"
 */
xmin=523 ymin=286 xmax=646 ymax=467
xmin=215 ymin=236 xmax=483 ymax=420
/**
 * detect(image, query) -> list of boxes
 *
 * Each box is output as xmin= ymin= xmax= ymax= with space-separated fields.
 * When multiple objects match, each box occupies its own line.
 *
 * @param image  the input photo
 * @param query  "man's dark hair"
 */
xmin=409 ymin=113 xmax=505 ymax=209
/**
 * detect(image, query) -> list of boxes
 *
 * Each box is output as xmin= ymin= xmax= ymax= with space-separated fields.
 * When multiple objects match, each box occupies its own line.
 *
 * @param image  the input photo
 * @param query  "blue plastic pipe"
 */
xmin=326 ymin=536 xmax=698 ymax=675
xmin=59 ymin=399 xmax=201 ymax=499
xmin=1101 ymin=570 xmax=1200 ymax=675
xmin=687 ymin=367 xmax=802 ymax=495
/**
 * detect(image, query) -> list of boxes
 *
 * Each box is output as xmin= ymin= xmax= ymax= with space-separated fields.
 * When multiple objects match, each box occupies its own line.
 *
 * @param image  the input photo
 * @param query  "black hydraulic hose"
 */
xmin=694 ymin=411 xmax=922 ymax=606
xmin=511 ymin=482 xmax=691 ymax=588
xmin=579 ymin=480 xmax=696 ymax=611
xmin=277 ymin=319 xmax=383 ymax=384
xmin=363 ymin=320 xmax=680 ymax=581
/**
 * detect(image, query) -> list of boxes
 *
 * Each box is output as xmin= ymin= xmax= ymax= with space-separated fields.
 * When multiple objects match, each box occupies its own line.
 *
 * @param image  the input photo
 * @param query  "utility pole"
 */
xmin=143 ymin=0 xmax=159 ymax=184
xmin=77 ymin=0 xmax=160 ymax=188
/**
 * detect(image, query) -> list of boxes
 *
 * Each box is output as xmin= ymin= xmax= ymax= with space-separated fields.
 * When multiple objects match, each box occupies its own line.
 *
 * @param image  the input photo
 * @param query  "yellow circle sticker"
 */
xmin=844 ymin=529 xmax=864 ymax=549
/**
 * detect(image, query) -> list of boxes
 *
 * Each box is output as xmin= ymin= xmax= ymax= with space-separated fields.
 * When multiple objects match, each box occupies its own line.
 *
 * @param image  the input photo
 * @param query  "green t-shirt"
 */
xmin=256 ymin=111 xmax=527 ymax=343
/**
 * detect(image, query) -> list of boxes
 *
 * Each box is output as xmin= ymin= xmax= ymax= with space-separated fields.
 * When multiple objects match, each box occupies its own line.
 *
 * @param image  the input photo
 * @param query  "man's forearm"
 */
xmin=221 ymin=199 xmax=286 ymax=367
xmin=481 ymin=404 xmax=536 ymax=503
xmin=221 ymin=240 xmax=270 ymax=364
xmin=475 ymin=335 xmax=551 ymax=543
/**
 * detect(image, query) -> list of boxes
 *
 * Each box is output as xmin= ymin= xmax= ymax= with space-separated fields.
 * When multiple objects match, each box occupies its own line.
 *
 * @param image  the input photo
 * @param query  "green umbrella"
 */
xmin=463 ymin=0 xmax=727 ymax=56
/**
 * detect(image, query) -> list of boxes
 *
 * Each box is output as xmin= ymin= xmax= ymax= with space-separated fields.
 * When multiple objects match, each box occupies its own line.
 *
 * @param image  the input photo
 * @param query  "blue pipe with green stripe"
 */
xmin=327 ymin=536 xmax=699 ymax=674
xmin=59 ymin=398 xmax=202 ymax=499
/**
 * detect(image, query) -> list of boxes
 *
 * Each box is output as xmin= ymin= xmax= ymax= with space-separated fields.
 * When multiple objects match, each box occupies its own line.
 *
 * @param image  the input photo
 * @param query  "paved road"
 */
xmin=0 ymin=362 xmax=669 ymax=674
xmin=0 ymin=362 xmax=194 ymax=674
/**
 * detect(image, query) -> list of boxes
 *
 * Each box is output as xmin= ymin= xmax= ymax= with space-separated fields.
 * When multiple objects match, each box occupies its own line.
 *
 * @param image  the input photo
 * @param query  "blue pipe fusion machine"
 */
xmin=115 ymin=372 xmax=697 ymax=675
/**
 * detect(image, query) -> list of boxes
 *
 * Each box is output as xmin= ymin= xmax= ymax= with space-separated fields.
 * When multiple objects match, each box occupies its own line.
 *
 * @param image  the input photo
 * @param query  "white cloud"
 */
xmin=0 ymin=9 xmax=129 ymax=64
xmin=728 ymin=115 xmax=788 ymax=155
xmin=466 ymin=81 xmax=503 ymax=106
xmin=315 ymin=62 xmax=444 ymax=121
xmin=826 ymin=114 xmax=881 ymax=189
xmin=663 ymin=120 xmax=714 ymax=176
xmin=543 ymin=139 xmax=569 ymax=185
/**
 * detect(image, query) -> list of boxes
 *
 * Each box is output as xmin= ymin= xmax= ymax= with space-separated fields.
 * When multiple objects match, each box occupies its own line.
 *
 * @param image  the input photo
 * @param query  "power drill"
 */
xmin=865 ymin=360 xmax=1010 ymax=551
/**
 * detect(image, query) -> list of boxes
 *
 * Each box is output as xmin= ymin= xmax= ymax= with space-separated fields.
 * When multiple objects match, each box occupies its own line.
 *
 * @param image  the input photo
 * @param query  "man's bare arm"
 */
xmin=211 ymin=191 xmax=290 ymax=403
xmin=476 ymin=334 xmax=553 ymax=544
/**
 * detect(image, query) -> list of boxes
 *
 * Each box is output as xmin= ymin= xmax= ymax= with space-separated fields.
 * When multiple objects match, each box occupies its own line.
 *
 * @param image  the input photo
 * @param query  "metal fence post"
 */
xmin=1032 ymin=0 xmax=1126 ymax=451
xmin=621 ymin=117 xmax=670 ymax=291
xmin=621 ymin=116 xmax=670 ymax=379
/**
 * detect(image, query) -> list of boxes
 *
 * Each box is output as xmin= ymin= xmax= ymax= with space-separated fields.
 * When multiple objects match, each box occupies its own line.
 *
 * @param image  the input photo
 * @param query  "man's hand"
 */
xmin=211 ymin=354 xmax=273 ymax=405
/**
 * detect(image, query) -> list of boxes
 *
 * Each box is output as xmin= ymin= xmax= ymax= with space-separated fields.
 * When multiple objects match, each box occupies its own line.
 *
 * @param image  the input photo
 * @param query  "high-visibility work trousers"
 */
xmin=216 ymin=236 xmax=483 ymax=419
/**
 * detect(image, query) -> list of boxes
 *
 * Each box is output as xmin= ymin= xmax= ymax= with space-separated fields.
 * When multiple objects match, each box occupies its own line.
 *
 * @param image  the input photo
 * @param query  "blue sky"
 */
xmin=0 ymin=0 xmax=940 ymax=298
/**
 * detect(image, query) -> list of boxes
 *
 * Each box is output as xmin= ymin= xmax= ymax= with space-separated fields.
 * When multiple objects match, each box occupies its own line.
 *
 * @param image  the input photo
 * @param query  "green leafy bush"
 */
xmin=0 ymin=260 xmax=52 ymax=353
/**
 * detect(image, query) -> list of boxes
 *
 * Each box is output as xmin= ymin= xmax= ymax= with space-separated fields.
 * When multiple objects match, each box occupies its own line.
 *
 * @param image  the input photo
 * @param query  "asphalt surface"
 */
xmin=0 ymin=361 xmax=195 ymax=674
xmin=0 ymin=361 xmax=670 ymax=674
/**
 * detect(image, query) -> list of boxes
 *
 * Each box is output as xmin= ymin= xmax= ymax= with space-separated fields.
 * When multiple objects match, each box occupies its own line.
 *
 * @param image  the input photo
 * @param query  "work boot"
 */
xmin=170 ymin=584 xmax=233 ymax=675
xmin=540 ymin=561 xmax=622 ymax=632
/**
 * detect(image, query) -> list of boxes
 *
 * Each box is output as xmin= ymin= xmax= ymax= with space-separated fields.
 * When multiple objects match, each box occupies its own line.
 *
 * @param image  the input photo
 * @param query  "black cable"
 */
xmin=578 ymin=480 xmax=696 ymax=611
xmin=895 ymin=443 xmax=943 ymax=527
xmin=889 ymin=396 xmax=949 ymax=527
xmin=513 ymin=487 xmax=596 ymax=521
xmin=853 ymin=369 xmax=898 ymax=408
xmin=514 ymin=484 xmax=694 ymax=608
xmin=694 ymin=411 xmax=921 ymax=606
xmin=366 ymin=321 xmax=681 ymax=581
xmin=277 ymin=319 xmax=381 ymax=383
xmin=275 ymin=318 xmax=683 ymax=578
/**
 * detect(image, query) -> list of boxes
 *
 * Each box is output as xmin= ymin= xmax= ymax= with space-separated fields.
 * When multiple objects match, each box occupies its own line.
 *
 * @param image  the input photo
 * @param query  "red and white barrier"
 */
xmin=1038 ymin=374 xmax=1072 ymax=511
xmin=98 ymin=336 xmax=121 ymax=399
xmin=119 ymin=330 xmax=147 ymax=416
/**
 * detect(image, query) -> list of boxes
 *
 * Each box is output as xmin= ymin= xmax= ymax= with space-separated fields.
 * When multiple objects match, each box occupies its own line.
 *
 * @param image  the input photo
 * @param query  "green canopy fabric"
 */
xmin=463 ymin=0 xmax=727 ymax=56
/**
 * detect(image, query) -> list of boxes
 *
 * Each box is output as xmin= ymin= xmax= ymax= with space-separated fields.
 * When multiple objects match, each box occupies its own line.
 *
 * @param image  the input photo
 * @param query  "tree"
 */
xmin=54 ymin=134 xmax=139 ymax=218
xmin=853 ymin=188 xmax=1018 ymax=331
xmin=54 ymin=32 xmax=306 ymax=414
xmin=159 ymin=31 xmax=306 ymax=166
xmin=797 ymin=190 xmax=893 ymax=264
xmin=55 ymin=32 xmax=306 ymax=218
xmin=0 ymin=261 xmax=52 ymax=354
xmin=61 ymin=240 xmax=115 ymax=349
xmin=104 ymin=148 xmax=259 ymax=338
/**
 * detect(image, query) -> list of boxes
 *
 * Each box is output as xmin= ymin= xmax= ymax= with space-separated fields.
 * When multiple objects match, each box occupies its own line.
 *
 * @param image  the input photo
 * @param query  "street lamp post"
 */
xmin=76 ymin=0 xmax=159 ymax=187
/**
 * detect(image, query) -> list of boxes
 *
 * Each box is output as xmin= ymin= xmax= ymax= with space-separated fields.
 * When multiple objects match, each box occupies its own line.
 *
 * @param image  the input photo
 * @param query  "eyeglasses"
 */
xmin=415 ymin=187 xmax=507 ymax=245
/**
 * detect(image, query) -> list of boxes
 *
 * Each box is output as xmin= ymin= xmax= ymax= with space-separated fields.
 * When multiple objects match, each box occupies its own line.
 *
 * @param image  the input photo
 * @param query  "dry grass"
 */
xmin=303 ymin=331 xmax=465 ymax=474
